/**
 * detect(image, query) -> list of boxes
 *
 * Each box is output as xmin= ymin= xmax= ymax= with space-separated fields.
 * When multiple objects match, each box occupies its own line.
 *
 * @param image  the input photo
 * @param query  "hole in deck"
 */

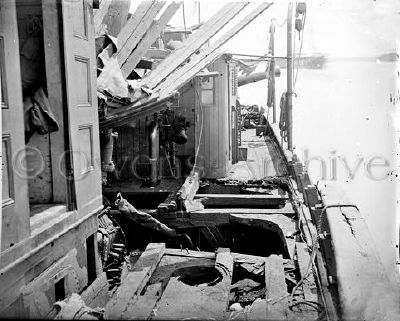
xmin=172 ymin=266 xmax=223 ymax=286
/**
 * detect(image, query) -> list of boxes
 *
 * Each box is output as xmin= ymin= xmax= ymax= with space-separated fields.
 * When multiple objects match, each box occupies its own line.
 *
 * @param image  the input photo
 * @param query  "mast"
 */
xmin=287 ymin=2 xmax=294 ymax=150
xmin=270 ymin=19 xmax=276 ymax=123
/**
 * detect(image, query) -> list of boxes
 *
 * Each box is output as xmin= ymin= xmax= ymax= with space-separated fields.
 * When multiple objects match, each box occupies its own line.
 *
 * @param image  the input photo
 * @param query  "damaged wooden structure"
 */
xmin=1 ymin=0 xmax=399 ymax=320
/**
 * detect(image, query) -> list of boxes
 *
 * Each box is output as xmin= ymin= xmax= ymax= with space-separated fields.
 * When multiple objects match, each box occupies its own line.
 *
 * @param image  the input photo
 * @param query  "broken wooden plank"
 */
xmin=120 ymin=1 xmax=182 ymax=78
xmin=214 ymin=248 xmax=234 ymax=318
xmin=142 ymin=2 xmax=249 ymax=89
xmin=104 ymin=243 xmax=165 ymax=319
xmin=265 ymin=255 xmax=289 ymax=320
xmin=118 ymin=1 xmax=166 ymax=67
xmin=158 ymin=2 xmax=273 ymax=96
xmin=94 ymin=0 xmax=112 ymax=34
xmin=177 ymin=171 xmax=200 ymax=202
xmin=194 ymin=193 xmax=287 ymax=207
xmin=99 ymin=0 xmax=132 ymax=37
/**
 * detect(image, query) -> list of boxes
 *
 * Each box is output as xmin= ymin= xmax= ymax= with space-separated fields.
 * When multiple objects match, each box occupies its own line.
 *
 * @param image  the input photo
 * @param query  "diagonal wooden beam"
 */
xmin=98 ymin=0 xmax=132 ymax=37
xmin=157 ymin=3 xmax=273 ymax=97
xmin=120 ymin=1 xmax=182 ymax=78
xmin=141 ymin=2 xmax=249 ymax=89
xmin=94 ymin=0 xmax=112 ymax=34
xmin=118 ymin=1 xmax=166 ymax=67
xmin=117 ymin=1 xmax=153 ymax=49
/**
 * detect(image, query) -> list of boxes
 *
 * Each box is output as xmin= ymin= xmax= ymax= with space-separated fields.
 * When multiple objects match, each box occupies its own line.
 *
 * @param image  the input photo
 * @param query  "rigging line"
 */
xmin=294 ymin=11 xmax=306 ymax=89
xmin=182 ymin=2 xmax=187 ymax=39
xmin=192 ymin=86 xmax=204 ymax=175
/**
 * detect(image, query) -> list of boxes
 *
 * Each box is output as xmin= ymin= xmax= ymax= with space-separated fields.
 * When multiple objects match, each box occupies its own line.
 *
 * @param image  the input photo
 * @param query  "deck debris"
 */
xmin=54 ymin=294 xmax=103 ymax=320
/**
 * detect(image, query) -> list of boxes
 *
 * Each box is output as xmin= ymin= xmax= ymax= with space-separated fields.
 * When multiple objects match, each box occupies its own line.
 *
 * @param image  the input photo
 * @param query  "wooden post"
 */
xmin=287 ymin=2 xmax=294 ymax=150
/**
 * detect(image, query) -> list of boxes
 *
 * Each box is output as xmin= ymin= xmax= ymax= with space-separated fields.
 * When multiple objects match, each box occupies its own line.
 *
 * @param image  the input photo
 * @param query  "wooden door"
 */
xmin=1 ymin=0 xmax=30 ymax=251
xmin=61 ymin=0 xmax=102 ymax=213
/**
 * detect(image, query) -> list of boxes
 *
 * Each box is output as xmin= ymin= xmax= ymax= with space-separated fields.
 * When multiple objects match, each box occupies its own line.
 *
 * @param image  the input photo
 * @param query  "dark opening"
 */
xmin=55 ymin=277 xmax=66 ymax=301
xmin=114 ymin=220 xmax=289 ymax=259
xmin=86 ymin=233 xmax=97 ymax=285
xmin=172 ymin=266 xmax=222 ymax=286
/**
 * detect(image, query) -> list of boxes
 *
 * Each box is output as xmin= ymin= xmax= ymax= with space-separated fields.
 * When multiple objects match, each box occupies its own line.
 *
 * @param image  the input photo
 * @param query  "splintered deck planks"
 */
xmin=104 ymin=243 xmax=165 ymax=319
xmin=194 ymin=193 xmax=288 ymax=207
xmin=265 ymin=255 xmax=289 ymax=320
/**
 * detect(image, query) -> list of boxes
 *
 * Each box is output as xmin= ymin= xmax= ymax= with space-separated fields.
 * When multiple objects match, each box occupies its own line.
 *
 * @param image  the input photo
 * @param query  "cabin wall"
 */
xmin=176 ymin=81 xmax=196 ymax=160
xmin=195 ymin=57 xmax=231 ymax=178
xmin=113 ymin=116 xmax=151 ymax=181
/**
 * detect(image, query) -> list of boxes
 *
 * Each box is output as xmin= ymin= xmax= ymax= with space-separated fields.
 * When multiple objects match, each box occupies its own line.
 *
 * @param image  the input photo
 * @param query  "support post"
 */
xmin=287 ymin=2 xmax=294 ymax=150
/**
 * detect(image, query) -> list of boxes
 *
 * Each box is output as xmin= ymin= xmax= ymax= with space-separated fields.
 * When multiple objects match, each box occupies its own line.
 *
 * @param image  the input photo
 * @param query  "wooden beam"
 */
xmin=120 ymin=1 xmax=182 ymax=78
xmin=104 ymin=243 xmax=165 ymax=319
xmin=177 ymin=171 xmax=200 ymax=203
xmin=99 ymin=0 xmax=132 ymax=37
xmin=142 ymin=2 xmax=249 ymax=89
xmin=99 ymin=93 xmax=178 ymax=129
xmin=194 ymin=193 xmax=287 ymax=207
xmin=158 ymin=50 xmax=222 ymax=98
xmin=94 ymin=0 xmax=112 ymax=34
xmin=265 ymin=255 xmax=289 ymax=320
xmin=158 ymin=2 xmax=273 ymax=96
xmin=145 ymin=48 xmax=172 ymax=59
xmin=118 ymin=1 xmax=166 ymax=67
xmin=117 ymin=1 xmax=152 ymax=48
xmin=189 ymin=203 xmax=296 ymax=216
xmin=319 ymin=183 xmax=399 ymax=320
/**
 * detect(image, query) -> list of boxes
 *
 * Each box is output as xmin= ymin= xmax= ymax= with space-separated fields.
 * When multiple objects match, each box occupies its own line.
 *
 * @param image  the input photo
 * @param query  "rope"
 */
xmin=279 ymin=92 xmax=288 ymax=142
xmin=294 ymin=11 xmax=307 ymax=88
xmin=192 ymin=86 xmax=204 ymax=175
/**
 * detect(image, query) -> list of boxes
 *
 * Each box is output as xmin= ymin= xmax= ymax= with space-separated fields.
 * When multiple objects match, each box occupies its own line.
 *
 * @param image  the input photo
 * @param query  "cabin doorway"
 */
xmin=15 ymin=0 xmax=69 ymax=219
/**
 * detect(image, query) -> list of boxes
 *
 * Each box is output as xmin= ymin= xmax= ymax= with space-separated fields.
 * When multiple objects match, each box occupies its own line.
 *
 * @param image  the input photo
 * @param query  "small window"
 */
xmin=200 ymin=77 xmax=214 ymax=106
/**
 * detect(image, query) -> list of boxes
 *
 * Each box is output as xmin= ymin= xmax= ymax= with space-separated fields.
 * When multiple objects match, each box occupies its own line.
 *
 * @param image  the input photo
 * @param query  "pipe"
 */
xmin=149 ymin=117 xmax=160 ymax=186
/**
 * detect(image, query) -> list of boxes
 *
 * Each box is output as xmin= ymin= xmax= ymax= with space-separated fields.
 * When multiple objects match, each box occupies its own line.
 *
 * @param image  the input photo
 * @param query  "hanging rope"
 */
xmin=279 ymin=92 xmax=288 ymax=142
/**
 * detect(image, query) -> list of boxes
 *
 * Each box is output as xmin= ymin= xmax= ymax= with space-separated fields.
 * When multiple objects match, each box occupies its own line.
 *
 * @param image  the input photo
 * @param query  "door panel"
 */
xmin=61 ymin=0 xmax=102 ymax=213
xmin=1 ymin=0 xmax=30 ymax=251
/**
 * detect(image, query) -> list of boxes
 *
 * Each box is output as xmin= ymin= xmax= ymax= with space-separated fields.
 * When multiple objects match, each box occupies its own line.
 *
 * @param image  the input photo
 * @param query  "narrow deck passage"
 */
xmin=228 ymin=128 xmax=287 ymax=180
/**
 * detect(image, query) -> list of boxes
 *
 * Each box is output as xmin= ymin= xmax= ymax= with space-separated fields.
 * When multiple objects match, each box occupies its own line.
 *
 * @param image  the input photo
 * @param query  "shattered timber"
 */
xmin=0 ymin=0 xmax=398 ymax=320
